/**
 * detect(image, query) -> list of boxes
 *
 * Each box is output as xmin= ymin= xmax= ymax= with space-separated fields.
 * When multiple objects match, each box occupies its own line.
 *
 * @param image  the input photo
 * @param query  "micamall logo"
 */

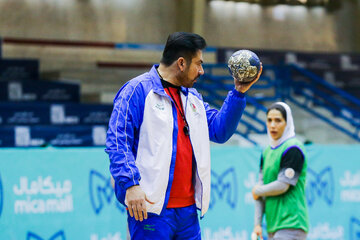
xmin=13 ymin=176 xmax=73 ymax=214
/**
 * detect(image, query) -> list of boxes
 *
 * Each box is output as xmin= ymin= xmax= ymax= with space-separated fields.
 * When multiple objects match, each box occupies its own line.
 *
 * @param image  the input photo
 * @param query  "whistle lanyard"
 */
xmin=156 ymin=67 xmax=190 ymax=136
xmin=166 ymin=87 xmax=190 ymax=136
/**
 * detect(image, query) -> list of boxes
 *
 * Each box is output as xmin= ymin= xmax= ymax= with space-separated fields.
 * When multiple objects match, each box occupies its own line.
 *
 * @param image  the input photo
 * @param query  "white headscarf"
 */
xmin=267 ymin=102 xmax=295 ymax=148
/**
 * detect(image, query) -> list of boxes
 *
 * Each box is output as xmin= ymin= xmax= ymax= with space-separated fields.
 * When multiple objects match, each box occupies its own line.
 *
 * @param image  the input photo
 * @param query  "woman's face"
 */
xmin=267 ymin=109 xmax=286 ymax=140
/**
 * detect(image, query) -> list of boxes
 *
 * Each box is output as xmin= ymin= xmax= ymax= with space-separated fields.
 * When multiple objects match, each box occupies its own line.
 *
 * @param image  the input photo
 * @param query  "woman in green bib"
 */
xmin=251 ymin=102 xmax=309 ymax=240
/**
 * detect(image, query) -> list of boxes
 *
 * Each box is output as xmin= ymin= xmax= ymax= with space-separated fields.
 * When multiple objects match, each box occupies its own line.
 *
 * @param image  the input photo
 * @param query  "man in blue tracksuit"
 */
xmin=105 ymin=32 xmax=262 ymax=239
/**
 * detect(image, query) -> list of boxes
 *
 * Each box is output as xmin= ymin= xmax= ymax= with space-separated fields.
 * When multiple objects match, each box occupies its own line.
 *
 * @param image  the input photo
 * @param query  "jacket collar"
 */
xmin=150 ymin=64 xmax=189 ymax=96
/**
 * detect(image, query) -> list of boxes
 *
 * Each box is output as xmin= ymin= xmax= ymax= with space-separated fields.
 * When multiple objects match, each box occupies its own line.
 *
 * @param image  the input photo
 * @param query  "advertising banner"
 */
xmin=0 ymin=125 xmax=108 ymax=147
xmin=0 ymin=102 xmax=112 ymax=126
xmin=200 ymin=145 xmax=360 ymax=240
xmin=0 ymin=145 xmax=359 ymax=239
xmin=0 ymin=59 xmax=39 ymax=81
xmin=0 ymin=147 xmax=127 ymax=240
xmin=0 ymin=80 xmax=80 ymax=102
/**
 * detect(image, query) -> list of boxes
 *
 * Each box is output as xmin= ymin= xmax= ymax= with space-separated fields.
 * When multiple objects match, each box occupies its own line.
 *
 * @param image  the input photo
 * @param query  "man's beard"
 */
xmin=179 ymin=67 xmax=199 ymax=88
xmin=184 ymin=75 xmax=200 ymax=88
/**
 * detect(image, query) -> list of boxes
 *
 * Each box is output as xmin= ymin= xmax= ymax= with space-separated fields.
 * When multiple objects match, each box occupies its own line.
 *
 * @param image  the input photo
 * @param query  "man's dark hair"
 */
xmin=160 ymin=32 xmax=207 ymax=66
xmin=267 ymin=103 xmax=287 ymax=122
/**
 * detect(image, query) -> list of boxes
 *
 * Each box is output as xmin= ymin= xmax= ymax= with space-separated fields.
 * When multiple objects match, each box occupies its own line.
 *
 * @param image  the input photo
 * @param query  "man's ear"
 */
xmin=177 ymin=57 xmax=187 ymax=71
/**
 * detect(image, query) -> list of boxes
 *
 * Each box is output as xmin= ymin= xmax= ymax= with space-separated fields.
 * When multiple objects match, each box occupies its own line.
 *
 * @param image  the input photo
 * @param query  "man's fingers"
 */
xmin=143 ymin=196 xmax=153 ymax=220
xmin=128 ymin=206 xmax=134 ymax=218
xmin=137 ymin=203 xmax=144 ymax=221
xmin=141 ymin=201 xmax=148 ymax=220
xmin=258 ymin=64 xmax=263 ymax=78
xmin=249 ymin=65 xmax=262 ymax=85
xmin=129 ymin=201 xmax=148 ymax=221
xmin=254 ymin=64 xmax=263 ymax=81
xmin=247 ymin=64 xmax=262 ymax=87
xmin=132 ymin=205 xmax=139 ymax=221
xmin=125 ymin=188 xmax=153 ymax=221
xmin=143 ymin=208 xmax=148 ymax=220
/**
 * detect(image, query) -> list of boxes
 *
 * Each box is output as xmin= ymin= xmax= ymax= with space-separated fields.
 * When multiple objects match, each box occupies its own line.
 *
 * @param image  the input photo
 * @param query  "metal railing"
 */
xmin=286 ymin=64 xmax=360 ymax=141
xmin=197 ymin=63 xmax=360 ymax=144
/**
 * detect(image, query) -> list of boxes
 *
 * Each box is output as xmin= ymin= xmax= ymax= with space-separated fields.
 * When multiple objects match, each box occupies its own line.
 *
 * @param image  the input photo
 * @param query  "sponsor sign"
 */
xmin=0 ymin=59 xmax=39 ymax=81
xmin=0 ymin=80 xmax=79 ymax=102
xmin=0 ymin=102 xmax=112 ymax=126
xmin=0 ymin=145 xmax=359 ymax=239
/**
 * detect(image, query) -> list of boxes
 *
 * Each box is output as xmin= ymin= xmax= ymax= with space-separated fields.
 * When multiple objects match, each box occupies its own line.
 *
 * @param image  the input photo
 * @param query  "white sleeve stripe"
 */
xmin=115 ymin=80 xmax=144 ymax=186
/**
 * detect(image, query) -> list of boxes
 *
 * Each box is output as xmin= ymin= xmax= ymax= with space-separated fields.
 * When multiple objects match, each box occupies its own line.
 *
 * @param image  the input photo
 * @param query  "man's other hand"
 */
xmin=126 ymin=185 xmax=154 ymax=221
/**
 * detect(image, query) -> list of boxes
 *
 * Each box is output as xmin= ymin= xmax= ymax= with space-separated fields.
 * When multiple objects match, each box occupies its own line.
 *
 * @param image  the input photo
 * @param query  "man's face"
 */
xmin=180 ymin=50 xmax=204 ymax=88
xmin=266 ymin=109 xmax=286 ymax=140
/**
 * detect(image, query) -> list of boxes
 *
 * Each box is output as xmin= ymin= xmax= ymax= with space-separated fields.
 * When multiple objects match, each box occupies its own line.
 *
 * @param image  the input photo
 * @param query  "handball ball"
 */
xmin=228 ymin=49 xmax=261 ymax=83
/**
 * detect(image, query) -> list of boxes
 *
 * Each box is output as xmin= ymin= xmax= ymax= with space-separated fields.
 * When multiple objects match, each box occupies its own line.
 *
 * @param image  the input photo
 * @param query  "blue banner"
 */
xmin=0 ymin=145 xmax=359 ymax=239
xmin=0 ymin=103 xmax=50 ymax=125
xmin=0 ymin=147 xmax=127 ymax=240
xmin=0 ymin=125 xmax=108 ymax=147
xmin=0 ymin=80 xmax=80 ymax=102
xmin=201 ymin=145 xmax=360 ymax=240
xmin=0 ymin=102 xmax=113 ymax=126
xmin=0 ymin=59 xmax=39 ymax=81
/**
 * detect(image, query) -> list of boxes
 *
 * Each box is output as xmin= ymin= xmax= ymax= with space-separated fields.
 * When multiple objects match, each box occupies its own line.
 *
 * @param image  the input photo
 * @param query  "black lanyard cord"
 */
xmin=156 ymin=67 xmax=190 ymax=136
xmin=167 ymin=88 xmax=190 ymax=136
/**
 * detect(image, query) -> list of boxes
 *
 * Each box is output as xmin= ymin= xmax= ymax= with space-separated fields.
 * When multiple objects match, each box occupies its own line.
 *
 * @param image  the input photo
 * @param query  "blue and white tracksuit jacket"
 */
xmin=105 ymin=64 xmax=246 ymax=217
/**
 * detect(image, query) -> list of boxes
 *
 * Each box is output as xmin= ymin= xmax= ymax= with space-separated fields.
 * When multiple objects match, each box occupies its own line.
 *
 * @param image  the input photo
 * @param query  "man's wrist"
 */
xmin=124 ymin=181 xmax=140 ymax=190
xmin=232 ymin=88 xmax=245 ymax=97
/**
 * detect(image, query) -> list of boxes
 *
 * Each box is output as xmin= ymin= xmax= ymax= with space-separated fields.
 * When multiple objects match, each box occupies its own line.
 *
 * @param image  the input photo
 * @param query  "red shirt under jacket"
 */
xmin=164 ymin=87 xmax=195 ymax=208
